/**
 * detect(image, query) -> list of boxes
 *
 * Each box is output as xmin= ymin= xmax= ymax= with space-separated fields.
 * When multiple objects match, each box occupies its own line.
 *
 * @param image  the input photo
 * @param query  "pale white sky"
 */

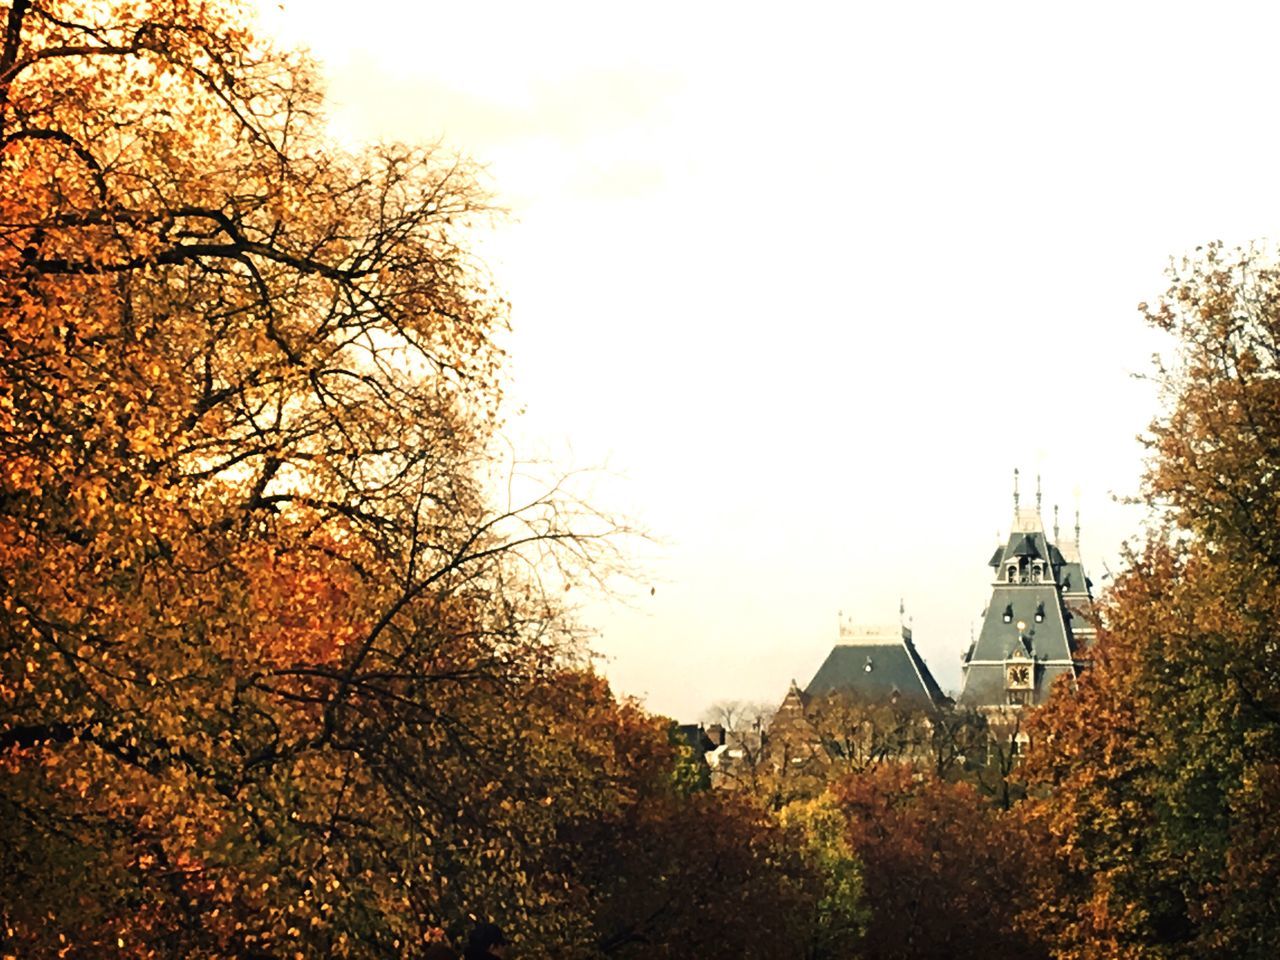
xmin=258 ymin=0 xmax=1280 ymax=720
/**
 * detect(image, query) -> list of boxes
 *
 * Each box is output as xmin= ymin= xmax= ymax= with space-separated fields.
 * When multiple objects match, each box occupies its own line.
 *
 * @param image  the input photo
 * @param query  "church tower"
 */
xmin=958 ymin=471 xmax=1095 ymax=708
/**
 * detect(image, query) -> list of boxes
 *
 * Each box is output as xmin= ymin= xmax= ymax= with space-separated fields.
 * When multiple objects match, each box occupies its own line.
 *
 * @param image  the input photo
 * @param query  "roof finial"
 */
xmin=1036 ymin=474 xmax=1042 ymax=512
xmin=1053 ymin=504 xmax=1060 ymax=542
xmin=1075 ymin=507 xmax=1081 ymax=546
xmin=1013 ymin=467 xmax=1020 ymax=510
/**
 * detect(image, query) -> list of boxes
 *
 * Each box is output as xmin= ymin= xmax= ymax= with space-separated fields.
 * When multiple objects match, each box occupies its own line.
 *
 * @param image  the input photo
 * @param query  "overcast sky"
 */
xmin=257 ymin=0 xmax=1280 ymax=720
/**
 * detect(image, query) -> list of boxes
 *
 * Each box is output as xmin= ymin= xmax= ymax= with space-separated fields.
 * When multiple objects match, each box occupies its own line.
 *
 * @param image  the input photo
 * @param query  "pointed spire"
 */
xmin=1058 ymin=499 xmax=1083 ymax=563
xmin=1010 ymin=468 xmax=1044 ymax=533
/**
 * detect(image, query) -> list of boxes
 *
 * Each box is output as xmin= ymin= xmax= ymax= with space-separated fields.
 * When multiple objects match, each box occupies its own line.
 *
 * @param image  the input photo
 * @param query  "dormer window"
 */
xmin=1032 ymin=561 xmax=1043 ymax=582
xmin=1034 ymin=602 xmax=1045 ymax=623
xmin=1007 ymin=564 xmax=1018 ymax=583
xmin=1002 ymin=604 xmax=1013 ymax=623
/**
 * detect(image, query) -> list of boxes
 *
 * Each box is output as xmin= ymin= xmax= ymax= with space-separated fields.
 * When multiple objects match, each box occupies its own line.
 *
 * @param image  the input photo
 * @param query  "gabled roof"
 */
xmin=778 ymin=678 xmax=812 ymax=713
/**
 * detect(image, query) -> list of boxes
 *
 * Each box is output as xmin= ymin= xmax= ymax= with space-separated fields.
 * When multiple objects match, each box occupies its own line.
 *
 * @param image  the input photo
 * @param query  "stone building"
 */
xmin=763 ymin=620 xmax=949 ymax=777
xmin=697 ymin=472 xmax=1099 ymax=781
xmin=958 ymin=472 xmax=1096 ymax=709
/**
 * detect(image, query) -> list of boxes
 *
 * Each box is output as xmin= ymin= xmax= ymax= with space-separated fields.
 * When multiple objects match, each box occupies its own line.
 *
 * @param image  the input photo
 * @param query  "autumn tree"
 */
xmin=828 ymin=764 xmax=1048 ymax=960
xmin=0 ymin=0 xmax=621 ymax=956
xmin=961 ymin=707 xmax=1029 ymax=811
xmin=1023 ymin=242 xmax=1280 ymax=958
xmin=777 ymin=793 xmax=867 ymax=960
xmin=1020 ymin=557 xmax=1178 ymax=959
xmin=701 ymin=699 xmax=776 ymax=733
xmin=457 ymin=682 xmax=862 ymax=960
xmin=757 ymin=692 xmax=1001 ymax=809
xmin=576 ymin=783 xmax=849 ymax=959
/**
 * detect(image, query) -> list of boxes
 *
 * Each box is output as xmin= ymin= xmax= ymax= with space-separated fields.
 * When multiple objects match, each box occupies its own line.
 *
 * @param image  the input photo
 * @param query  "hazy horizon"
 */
xmin=255 ymin=0 xmax=1280 ymax=720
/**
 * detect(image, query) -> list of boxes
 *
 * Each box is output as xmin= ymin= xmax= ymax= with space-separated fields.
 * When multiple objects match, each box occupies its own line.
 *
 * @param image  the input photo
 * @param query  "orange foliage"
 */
xmin=1020 ymin=244 xmax=1280 ymax=958
xmin=830 ymin=765 xmax=1048 ymax=960
xmin=0 ymin=0 xmax=616 ymax=956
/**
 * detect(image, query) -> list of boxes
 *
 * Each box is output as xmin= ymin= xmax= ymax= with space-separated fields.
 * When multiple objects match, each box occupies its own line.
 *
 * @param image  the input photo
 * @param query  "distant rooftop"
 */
xmin=810 ymin=620 xmax=946 ymax=709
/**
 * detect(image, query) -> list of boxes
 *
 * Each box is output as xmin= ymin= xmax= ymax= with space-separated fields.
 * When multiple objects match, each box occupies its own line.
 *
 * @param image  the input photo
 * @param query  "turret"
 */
xmin=959 ymin=471 xmax=1096 ymax=709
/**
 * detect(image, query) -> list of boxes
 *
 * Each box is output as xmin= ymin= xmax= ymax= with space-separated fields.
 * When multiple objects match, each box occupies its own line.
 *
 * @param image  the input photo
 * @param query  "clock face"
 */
xmin=1008 ymin=664 xmax=1031 ymax=687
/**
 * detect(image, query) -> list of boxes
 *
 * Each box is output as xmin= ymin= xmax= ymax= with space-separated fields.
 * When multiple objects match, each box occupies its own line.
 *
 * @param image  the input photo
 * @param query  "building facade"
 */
xmin=722 ymin=472 xmax=1099 ymax=780
xmin=958 ymin=474 xmax=1096 ymax=708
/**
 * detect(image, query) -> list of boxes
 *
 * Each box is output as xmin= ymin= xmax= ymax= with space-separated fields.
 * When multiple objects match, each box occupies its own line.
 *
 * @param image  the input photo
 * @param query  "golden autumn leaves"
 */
xmin=0 ymin=2 xmax=855 ymax=957
xmin=4 ymin=1 xmax=1280 ymax=958
xmin=1 ymin=0 xmax=596 ymax=955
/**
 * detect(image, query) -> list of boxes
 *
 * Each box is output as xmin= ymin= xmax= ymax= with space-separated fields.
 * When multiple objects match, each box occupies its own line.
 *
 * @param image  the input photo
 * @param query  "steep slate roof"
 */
xmin=1011 ymin=534 xmax=1041 ymax=558
xmin=959 ymin=489 xmax=1097 ymax=708
xmin=806 ymin=623 xmax=948 ymax=709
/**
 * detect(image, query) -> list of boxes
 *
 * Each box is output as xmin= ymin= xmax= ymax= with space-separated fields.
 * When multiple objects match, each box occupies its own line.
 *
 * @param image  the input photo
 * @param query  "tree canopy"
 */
xmin=0 ymin=0 xmax=613 ymax=954
xmin=0 ymin=2 xmax=869 ymax=957
xmin=5 ymin=1 xmax=1280 ymax=957
xmin=1023 ymin=243 xmax=1280 ymax=958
